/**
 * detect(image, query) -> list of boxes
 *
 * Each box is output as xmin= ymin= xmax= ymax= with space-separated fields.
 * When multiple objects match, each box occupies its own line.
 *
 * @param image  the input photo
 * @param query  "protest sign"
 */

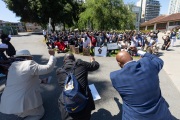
xmin=69 ymin=45 xmax=75 ymax=53
xmin=95 ymin=47 xmax=107 ymax=57
xmin=74 ymin=47 xmax=79 ymax=54
xmin=83 ymin=48 xmax=90 ymax=56
xmin=107 ymin=43 xmax=120 ymax=50
xmin=63 ymin=41 xmax=68 ymax=45
xmin=89 ymin=84 xmax=101 ymax=101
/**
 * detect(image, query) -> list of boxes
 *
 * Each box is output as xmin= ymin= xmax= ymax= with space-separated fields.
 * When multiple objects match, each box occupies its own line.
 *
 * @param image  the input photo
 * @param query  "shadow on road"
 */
xmin=33 ymin=55 xmax=64 ymax=120
xmin=91 ymin=97 xmax=122 ymax=120
xmin=173 ymin=45 xmax=180 ymax=47
xmin=156 ymin=52 xmax=164 ymax=57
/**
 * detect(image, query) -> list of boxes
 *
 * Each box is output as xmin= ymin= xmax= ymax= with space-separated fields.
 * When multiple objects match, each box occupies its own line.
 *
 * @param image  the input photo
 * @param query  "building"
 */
xmin=10 ymin=22 xmax=26 ymax=32
xmin=137 ymin=0 xmax=160 ymax=22
xmin=0 ymin=20 xmax=26 ymax=32
xmin=132 ymin=6 xmax=141 ymax=30
xmin=0 ymin=20 xmax=42 ymax=33
xmin=0 ymin=20 xmax=27 ymax=35
xmin=140 ymin=13 xmax=180 ymax=31
xmin=25 ymin=23 xmax=42 ymax=32
xmin=168 ymin=0 xmax=180 ymax=15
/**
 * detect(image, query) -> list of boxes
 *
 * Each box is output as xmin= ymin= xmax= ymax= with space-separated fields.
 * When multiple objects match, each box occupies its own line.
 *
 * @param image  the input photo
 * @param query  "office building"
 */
xmin=168 ymin=0 xmax=180 ymax=14
xmin=132 ymin=6 xmax=141 ymax=30
xmin=137 ymin=0 xmax=160 ymax=22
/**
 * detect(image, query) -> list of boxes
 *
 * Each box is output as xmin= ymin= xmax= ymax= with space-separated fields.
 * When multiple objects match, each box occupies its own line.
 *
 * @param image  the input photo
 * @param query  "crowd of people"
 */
xmin=43 ymin=29 xmax=180 ymax=56
xmin=0 ymin=28 xmax=179 ymax=120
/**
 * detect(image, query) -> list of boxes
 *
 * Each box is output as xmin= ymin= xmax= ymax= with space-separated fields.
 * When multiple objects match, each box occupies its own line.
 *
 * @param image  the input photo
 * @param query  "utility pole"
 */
xmin=139 ymin=0 xmax=143 ymax=31
xmin=140 ymin=0 xmax=143 ymax=23
xmin=48 ymin=18 xmax=51 ymax=34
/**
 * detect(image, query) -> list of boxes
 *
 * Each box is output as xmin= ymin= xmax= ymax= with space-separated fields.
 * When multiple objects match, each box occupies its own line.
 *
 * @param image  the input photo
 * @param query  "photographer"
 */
xmin=162 ymin=35 xmax=171 ymax=50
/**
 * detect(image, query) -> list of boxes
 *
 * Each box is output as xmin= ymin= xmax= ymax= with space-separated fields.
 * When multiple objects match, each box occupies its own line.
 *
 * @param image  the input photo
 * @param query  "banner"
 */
xmin=74 ymin=47 xmax=79 ymax=54
xmin=94 ymin=47 xmax=107 ymax=57
xmin=107 ymin=43 xmax=120 ymax=50
xmin=83 ymin=48 xmax=90 ymax=56
xmin=89 ymin=84 xmax=101 ymax=101
xmin=63 ymin=41 xmax=68 ymax=45
xmin=69 ymin=45 xmax=75 ymax=53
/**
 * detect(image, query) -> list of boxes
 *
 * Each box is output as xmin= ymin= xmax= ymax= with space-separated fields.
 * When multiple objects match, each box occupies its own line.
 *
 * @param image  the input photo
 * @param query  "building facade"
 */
xmin=137 ymin=0 xmax=160 ymax=22
xmin=132 ymin=6 xmax=141 ymax=30
xmin=0 ymin=20 xmax=27 ymax=35
xmin=25 ymin=23 xmax=42 ymax=32
xmin=168 ymin=0 xmax=180 ymax=15
xmin=140 ymin=13 xmax=180 ymax=31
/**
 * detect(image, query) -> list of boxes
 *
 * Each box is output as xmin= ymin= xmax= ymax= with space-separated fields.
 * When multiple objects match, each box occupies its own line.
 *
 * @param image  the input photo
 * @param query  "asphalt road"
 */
xmin=0 ymin=32 xmax=180 ymax=120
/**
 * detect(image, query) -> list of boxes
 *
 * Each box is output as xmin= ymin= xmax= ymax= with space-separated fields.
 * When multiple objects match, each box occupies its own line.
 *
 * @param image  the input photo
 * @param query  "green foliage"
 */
xmin=78 ymin=0 xmax=136 ymax=30
xmin=3 ymin=0 xmax=136 ymax=31
xmin=3 ymin=0 xmax=82 ymax=31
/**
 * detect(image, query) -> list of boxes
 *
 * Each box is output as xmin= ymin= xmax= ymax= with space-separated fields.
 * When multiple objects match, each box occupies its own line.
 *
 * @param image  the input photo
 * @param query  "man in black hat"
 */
xmin=56 ymin=53 xmax=99 ymax=120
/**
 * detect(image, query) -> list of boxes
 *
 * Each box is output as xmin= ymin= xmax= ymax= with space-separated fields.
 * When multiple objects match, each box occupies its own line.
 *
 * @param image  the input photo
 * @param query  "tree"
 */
xmin=78 ymin=0 xmax=135 ymax=30
xmin=3 ymin=0 xmax=82 ymax=31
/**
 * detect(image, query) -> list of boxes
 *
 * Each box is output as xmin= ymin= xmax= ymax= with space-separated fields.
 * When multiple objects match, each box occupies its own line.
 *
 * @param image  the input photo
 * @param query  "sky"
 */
xmin=0 ymin=0 xmax=170 ymax=22
xmin=124 ymin=0 xmax=170 ymax=15
xmin=0 ymin=0 xmax=20 ymax=22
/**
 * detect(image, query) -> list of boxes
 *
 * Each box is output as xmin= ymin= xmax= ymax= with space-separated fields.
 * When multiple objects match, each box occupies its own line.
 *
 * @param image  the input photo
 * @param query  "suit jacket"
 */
xmin=0 ymin=56 xmax=56 ymax=114
xmin=110 ymin=53 xmax=172 ymax=120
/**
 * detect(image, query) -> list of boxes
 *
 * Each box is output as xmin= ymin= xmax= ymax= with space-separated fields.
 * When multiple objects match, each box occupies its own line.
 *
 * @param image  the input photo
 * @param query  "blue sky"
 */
xmin=0 ymin=0 xmax=20 ymax=22
xmin=0 ymin=0 xmax=170 ymax=22
xmin=124 ymin=0 xmax=170 ymax=15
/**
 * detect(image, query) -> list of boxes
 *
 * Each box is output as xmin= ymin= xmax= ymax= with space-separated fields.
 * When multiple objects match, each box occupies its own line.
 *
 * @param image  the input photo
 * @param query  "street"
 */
xmin=0 ymin=32 xmax=180 ymax=120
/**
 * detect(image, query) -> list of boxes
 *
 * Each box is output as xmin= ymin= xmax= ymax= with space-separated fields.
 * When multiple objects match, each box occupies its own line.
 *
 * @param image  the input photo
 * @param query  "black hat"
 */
xmin=64 ymin=53 xmax=75 ymax=61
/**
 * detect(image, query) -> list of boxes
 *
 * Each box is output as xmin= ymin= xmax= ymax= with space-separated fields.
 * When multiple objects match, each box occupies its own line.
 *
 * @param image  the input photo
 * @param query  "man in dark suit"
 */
xmin=110 ymin=51 xmax=172 ymax=120
xmin=56 ymin=53 xmax=99 ymax=120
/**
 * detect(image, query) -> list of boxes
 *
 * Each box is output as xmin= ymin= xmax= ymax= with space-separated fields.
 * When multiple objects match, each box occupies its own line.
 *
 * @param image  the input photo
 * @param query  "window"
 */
xmin=169 ymin=21 xmax=180 ymax=26
xmin=156 ymin=23 xmax=166 ymax=29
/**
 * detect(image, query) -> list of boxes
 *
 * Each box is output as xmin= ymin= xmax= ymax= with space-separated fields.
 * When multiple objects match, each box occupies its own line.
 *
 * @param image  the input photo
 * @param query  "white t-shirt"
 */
xmin=83 ymin=37 xmax=91 ymax=48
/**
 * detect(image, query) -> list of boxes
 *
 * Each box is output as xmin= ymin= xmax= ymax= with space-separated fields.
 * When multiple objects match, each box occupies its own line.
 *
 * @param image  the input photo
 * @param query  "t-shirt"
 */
xmin=164 ymin=38 xmax=170 ymax=45
xmin=83 ymin=37 xmax=91 ymax=48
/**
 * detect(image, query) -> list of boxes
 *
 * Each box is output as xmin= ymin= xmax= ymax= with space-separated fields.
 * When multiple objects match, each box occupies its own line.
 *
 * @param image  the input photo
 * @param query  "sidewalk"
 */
xmin=158 ymin=32 xmax=180 ymax=93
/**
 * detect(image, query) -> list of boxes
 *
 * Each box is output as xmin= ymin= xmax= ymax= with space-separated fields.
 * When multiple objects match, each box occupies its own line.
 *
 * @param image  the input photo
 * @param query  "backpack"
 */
xmin=63 ymin=63 xmax=88 ymax=113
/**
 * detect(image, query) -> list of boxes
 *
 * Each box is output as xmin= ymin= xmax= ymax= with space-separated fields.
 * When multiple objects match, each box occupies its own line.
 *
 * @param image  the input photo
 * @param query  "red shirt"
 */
xmin=54 ymin=42 xmax=65 ymax=51
xmin=87 ymin=33 xmax=97 ymax=47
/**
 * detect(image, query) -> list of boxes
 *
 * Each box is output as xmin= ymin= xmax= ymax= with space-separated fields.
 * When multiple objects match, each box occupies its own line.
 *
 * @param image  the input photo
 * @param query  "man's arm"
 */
xmin=139 ymin=51 xmax=164 ymax=72
xmin=86 ymin=32 xmax=91 ymax=39
xmin=30 ymin=50 xmax=57 ymax=75
xmin=77 ymin=57 xmax=99 ymax=71
xmin=30 ymin=56 xmax=57 ymax=75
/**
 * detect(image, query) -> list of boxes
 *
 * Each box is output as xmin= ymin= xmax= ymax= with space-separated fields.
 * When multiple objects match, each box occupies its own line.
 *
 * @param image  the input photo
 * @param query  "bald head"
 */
xmin=116 ymin=51 xmax=132 ymax=68
xmin=64 ymin=53 xmax=75 ymax=62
